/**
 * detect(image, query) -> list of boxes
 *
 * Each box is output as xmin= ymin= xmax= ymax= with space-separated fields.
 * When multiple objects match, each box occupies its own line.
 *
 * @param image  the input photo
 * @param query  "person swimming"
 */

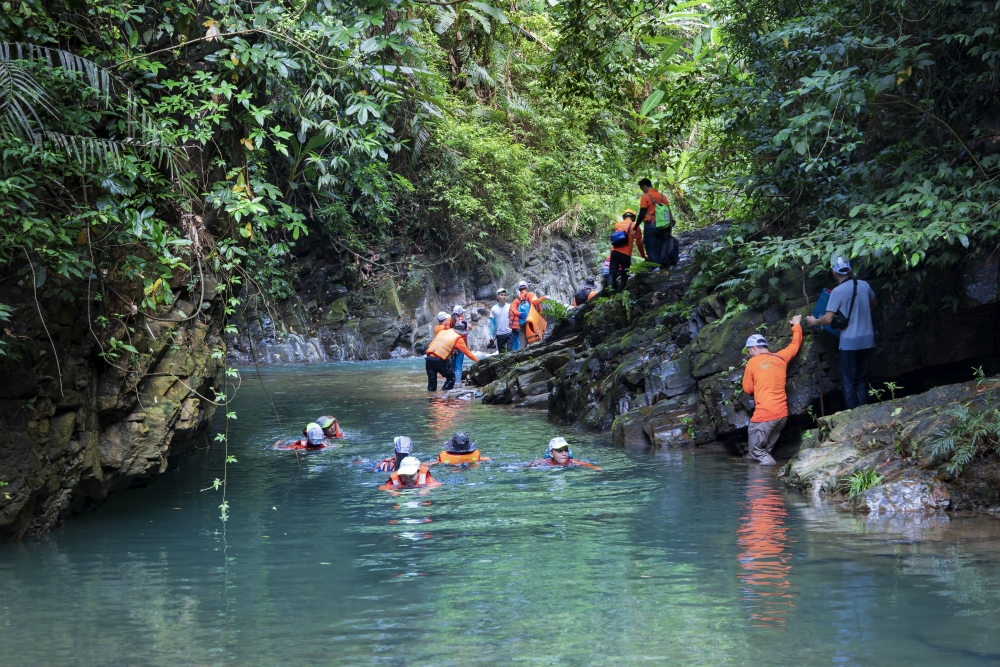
xmin=529 ymin=437 xmax=601 ymax=469
xmin=273 ymin=415 xmax=344 ymax=450
xmin=433 ymin=431 xmax=490 ymax=465
xmin=376 ymin=436 xmax=413 ymax=472
xmin=379 ymin=457 xmax=441 ymax=491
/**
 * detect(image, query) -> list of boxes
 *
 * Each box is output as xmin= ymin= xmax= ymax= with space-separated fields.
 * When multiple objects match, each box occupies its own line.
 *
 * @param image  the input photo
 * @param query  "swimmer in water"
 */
xmin=376 ymin=436 xmax=413 ymax=472
xmin=432 ymin=431 xmax=490 ymax=465
xmin=380 ymin=457 xmax=441 ymax=491
xmin=301 ymin=415 xmax=343 ymax=448
xmin=529 ymin=437 xmax=601 ymax=469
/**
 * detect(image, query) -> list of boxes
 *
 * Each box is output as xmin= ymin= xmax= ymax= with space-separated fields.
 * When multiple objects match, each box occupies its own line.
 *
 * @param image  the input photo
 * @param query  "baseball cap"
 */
xmin=517 ymin=280 xmax=528 ymax=290
xmin=316 ymin=416 xmax=336 ymax=429
xmin=548 ymin=437 xmax=570 ymax=451
xmin=394 ymin=436 xmax=412 ymax=454
xmin=497 ymin=287 xmax=507 ymax=295
xmin=744 ymin=334 xmax=767 ymax=349
xmin=832 ymin=256 xmax=851 ymax=274
xmin=436 ymin=311 xmax=448 ymax=322
xmin=398 ymin=457 xmax=420 ymax=476
xmin=452 ymin=305 xmax=465 ymax=315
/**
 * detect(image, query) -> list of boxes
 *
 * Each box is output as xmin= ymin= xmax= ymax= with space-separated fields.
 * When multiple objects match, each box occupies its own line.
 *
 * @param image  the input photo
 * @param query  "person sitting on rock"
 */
xmin=741 ymin=315 xmax=802 ymax=465
xmin=376 ymin=436 xmax=413 ymax=472
xmin=529 ymin=437 xmax=601 ymax=469
xmin=379 ymin=456 xmax=441 ymax=491
xmin=433 ymin=431 xmax=490 ymax=465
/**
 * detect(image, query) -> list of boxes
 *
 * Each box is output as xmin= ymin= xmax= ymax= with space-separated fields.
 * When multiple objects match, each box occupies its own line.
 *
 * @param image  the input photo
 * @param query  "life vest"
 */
xmin=573 ymin=288 xmax=596 ymax=307
xmin=437 ymin=450 xmax=484 ymax=465
xmin=381 ymin=466 xmax=440 ymax=490
xmin=426 ymin=328 xmax=462 ymax=360
xmin=525 ymin=303 xmax=547 ymax=344
xmin=434 ymin=323 xmax=446 ymax=335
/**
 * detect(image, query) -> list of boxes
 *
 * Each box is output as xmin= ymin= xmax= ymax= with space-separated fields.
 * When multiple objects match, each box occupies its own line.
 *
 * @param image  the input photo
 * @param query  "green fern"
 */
xmin=932 ymin=404 xmax=1000 ymax=476
xmin=841 ymin=467 xmax=884 ymax=498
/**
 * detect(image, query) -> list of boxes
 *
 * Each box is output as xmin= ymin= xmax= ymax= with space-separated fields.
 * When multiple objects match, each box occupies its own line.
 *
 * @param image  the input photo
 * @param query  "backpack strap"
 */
xmin=846 ymin=278 xmax=858 ymax=322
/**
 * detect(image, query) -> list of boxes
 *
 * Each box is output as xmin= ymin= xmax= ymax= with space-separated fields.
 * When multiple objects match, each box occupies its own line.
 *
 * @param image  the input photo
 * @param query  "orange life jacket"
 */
xmin=525 ymin=304 xmax=547 ymax=344
xmin=426 ymin=328 xmax=462 ymax=360
xmin=381 ymin=465 xmax=440 ymax=490
xmin=436 ymin=450 xmax=485 ymax=465
xmin=509 ymin=292 xmax=540 ymax=330
xmin=434 ymin=323 xmax=446 ymax=335
xmin=573 ymin=290 xmax=597 ymax=307
xmin=330 ymin=421 xmax=344 ymax=438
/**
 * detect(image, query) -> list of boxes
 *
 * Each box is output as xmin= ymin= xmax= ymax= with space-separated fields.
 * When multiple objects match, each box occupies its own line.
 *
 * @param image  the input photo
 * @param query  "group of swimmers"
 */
xmin=274 ymin=420 xmax=599 ymax=491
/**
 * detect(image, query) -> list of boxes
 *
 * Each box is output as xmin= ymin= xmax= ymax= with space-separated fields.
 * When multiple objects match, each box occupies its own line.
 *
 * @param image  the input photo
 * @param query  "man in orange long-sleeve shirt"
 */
xmin=741 ymin=315 xmax=802 ymax=464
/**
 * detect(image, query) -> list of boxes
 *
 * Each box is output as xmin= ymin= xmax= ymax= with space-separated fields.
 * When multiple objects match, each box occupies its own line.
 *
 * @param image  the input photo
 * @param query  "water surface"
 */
xmin=3 ymin=360 xmax=1000 ymax=665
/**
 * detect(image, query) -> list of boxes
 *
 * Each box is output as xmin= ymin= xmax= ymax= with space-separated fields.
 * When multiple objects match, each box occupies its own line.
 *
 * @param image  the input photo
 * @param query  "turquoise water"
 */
xmin=3 ymin=360 xmax=1000 ymax=665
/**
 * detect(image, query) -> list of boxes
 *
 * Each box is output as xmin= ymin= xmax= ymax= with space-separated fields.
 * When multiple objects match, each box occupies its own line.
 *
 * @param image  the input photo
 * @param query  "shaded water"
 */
xmin=4 ymin=360 xmax=1000 ymax=665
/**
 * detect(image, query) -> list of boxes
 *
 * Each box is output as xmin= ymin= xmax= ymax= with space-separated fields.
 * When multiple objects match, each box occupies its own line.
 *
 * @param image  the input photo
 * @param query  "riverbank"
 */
xmin=467 ymin=227 xmax=1000 ymax=511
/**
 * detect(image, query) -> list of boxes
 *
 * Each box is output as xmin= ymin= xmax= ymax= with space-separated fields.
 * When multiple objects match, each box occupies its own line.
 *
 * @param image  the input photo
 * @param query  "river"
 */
xmin=3 ymin=360 xmax=1000 ymax=665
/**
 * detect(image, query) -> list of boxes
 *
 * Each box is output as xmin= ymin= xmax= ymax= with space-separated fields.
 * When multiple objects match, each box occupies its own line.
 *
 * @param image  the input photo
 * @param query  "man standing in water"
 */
xmin=489 ymin=288 xmax=513 ymax=353
xmin=741 ymin=315 xmax=802 ymax=464
xmin=806 ymin=257 xmax=878 ymax=409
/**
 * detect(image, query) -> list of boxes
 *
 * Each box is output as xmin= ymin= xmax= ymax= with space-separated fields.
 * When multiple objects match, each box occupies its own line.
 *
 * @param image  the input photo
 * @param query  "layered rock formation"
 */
xmin=0 ymin=275 xmax=224 ymax=541
xmin=468 ymin=226 xmax=1000 ymax=507
xmin=226 ymin=234 xmax=600 ymax=362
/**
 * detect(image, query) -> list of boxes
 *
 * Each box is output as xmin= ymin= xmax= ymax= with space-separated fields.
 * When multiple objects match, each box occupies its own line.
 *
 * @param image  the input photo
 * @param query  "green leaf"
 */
xmin=640 ymin=89 xmax=665 ymax=117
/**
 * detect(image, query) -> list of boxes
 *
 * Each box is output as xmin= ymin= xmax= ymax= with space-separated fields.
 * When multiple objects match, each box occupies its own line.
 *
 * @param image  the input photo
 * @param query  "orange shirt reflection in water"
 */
xmin=737 ymin=472 xmax=794 ymax=627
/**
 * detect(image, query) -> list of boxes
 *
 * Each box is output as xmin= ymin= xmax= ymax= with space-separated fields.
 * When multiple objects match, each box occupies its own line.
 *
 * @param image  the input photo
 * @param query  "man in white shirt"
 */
xmin=806 ymin=257 xmax=878 ymax=409
xmin=489 ymin=288 xmax=513 ymax=352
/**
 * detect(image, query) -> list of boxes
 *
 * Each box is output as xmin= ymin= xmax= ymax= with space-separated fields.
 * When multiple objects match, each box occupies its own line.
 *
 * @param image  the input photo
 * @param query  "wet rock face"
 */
xmin=0 ymin=284 xmax=224 ymax=541
xmin=227 ymin=234 xmax=600 ymax=363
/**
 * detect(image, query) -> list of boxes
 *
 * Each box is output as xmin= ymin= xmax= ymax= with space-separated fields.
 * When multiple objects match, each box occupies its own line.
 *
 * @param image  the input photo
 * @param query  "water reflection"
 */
xmin=737 ymin=467 xmax=795 ymax=627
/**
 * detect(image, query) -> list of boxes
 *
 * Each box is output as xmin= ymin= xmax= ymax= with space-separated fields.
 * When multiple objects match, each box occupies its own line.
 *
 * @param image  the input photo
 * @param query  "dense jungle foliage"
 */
xmin=1 ymin=0 xmax=998 ymax=351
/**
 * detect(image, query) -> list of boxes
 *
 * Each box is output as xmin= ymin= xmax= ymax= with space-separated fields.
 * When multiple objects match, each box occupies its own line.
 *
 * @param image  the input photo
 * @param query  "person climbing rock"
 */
xmin=637 ymin=178 xmax=672 ymax=267
xmin=509 ymin=280 xmax=547 ymax=349
xmin=806 ymin=257 xmax=878 ymax=410
xmin=573 ymin=277 xmax=598 ymax=307
xmin=425 ymin=325 xmax=478 ymax=391
xmin=609 ymin=210 xmax=645 ymax=292
xmin=379 ymin=456 xmax=440 ymax=491
xmin=434 ymin=311 xmax=449 ymax=335
xmin=528 ymin=437 xmax=601 ymax=469
xmin=375 ymin=436 xmax=413 ymax=472
xmin=600 ymin=254 xmax=611 ymax=290
xmin=490 ymin=288 xmax=513 ymax=353
xmin=741 ymin=315 xmax=803 ymax=464
xmin=452 ymin=319 xmax=471 ymax=387
xmin=433 ymin=431 xmax=490 ymax=465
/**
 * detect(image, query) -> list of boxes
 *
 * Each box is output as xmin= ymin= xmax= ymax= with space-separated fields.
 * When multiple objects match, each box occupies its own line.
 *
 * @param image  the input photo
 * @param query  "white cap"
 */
xmin=398 ymin=456 xmax=420 ymax=476
xmin=394 ymin=436 xmax=412 ymax=454
xmin=452 ymin=305 xmax=464 ymax=315
xmin=833 ymin=256 xmax=851 ymax=274
xmin=306 ymin=423 xmax=325 ymax=445
xmin=548 ymin=437 xmax=570 ymax=450
xmin=517 ymin=280 xmax=528 ymax=289
xmin=745 ymin=334 xmax=767 ymax=349
xmin=436 ymin=311 xmax=448 ymax=322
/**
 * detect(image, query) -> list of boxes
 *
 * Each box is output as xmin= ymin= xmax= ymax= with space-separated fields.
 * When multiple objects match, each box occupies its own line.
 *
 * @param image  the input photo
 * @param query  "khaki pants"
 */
xmin=747 ymin=417 xmax=787 ymax=464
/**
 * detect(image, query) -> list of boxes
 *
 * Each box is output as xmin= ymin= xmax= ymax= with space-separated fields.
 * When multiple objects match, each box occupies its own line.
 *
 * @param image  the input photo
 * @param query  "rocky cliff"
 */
xmin=225 ymin=234 xmax=600 ymax=363
xmin=468 ymin=225 xmax=1000 ymax=475
xmin=0 ymin=271 xmax=224 ymax=541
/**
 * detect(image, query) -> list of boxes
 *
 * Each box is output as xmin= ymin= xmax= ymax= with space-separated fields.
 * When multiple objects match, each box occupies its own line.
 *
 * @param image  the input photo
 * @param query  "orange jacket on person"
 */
xmin=379 ymin=466 xmax=441 ymax=490
xmin=426 ymin=328 xmax=478 ymax=363
xmin=611 ymin=218 xmax=646 ymax=259
xmin=639 ymin=189 xmax=669 ymax=226
xmin=741 ymin=324 xmax=803 ymax=423
xmin=434 ymin=323 xmax=447 ymax=335
xmin=434 ymin=450 xmax=490 ymax=465
xmin=508 ymin=292 xmax=546 ymax=331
